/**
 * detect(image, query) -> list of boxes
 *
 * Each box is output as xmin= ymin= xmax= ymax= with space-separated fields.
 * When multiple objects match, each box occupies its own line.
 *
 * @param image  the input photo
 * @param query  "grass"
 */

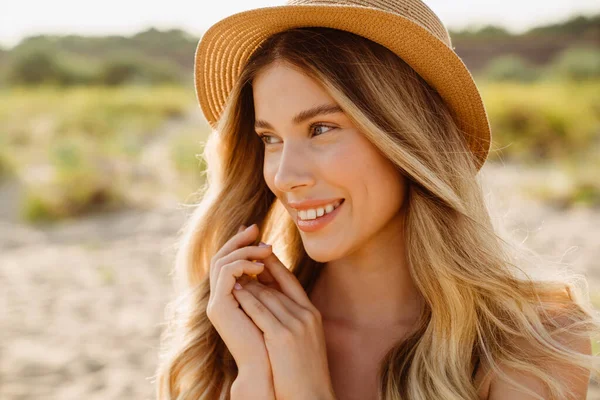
xmin=0 ymin=85 xmax=203 ymax=222
xmin=0 ymin=84 xmax=193 ymax=152
xmin=478 ymin=80 xmax=600 ymax=163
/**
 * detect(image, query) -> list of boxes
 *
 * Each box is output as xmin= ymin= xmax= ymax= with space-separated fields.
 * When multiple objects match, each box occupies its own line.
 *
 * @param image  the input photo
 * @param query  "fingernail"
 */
xmin=253 ymin=261 xmax=264 ymax=266
xmin=259 ymin=241 xmax=271 ymax=247
xmin=245 ymin=224 xmax=255 ymax=232
xmin=234 ymin=282 xmax=243 ymax=290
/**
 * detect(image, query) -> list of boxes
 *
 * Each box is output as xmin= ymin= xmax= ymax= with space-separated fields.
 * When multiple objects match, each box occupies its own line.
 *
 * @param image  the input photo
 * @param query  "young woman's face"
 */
xmin=252 ymin=61 xmax=407 ymax=262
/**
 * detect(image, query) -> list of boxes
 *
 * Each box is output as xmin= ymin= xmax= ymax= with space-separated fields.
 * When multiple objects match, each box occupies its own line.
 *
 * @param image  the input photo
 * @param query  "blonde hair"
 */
xmin=154 ymin=27 xmax=600 ymax=399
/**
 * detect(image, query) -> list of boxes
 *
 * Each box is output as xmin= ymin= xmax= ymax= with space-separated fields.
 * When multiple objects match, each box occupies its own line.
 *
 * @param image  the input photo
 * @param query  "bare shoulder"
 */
xmin=486 ymin=317 xmax=593 ymax=400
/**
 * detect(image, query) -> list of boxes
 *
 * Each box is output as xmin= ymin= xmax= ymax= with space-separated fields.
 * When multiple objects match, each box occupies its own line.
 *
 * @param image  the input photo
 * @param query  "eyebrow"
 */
xmin=254 ymin=103 xmax=344 ymax=130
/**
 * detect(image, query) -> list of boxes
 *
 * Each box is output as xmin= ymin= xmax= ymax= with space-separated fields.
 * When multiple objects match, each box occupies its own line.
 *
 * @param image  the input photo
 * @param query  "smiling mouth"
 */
xmin=295 ymin=199 xmax=345 ymax=233
xmin=296 ymin=199 xmax=345 ymax=221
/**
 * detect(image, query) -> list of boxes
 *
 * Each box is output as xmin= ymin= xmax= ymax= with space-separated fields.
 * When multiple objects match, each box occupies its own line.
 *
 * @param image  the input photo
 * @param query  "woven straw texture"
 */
xmin=194 ymin=0 xmax=492 ymax=170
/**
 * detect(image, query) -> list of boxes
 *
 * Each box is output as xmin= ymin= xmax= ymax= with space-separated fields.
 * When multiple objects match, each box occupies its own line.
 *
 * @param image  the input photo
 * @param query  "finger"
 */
xmin=210 ymin=224 xmax=258 ymax=290
xmin=254 ymin=242 xmax=278 ymax=288
xmin=214 ymin=259 xmax=265 ymax=301
xmin=215 ymin=245 xmax=273 ymax=271
xmin=216 ymin=245 xmax=273 ymax=287
xmin=214 ymin=224 xmax=258 ymax=262
xmin=242 ymin=280 xmax=305 ymax=323
xmin=261 ymin=247 xmax=314 ymax=309
xmin=232 ymin=283 xmax=284 ymax=336
xmin=237 ymin=225 xmax=246 ymax=233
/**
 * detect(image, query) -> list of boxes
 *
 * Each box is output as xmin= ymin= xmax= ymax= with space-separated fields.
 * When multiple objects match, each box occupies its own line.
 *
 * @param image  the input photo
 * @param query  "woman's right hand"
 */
xmin=206 ymin=223 xmax=275 ymax=383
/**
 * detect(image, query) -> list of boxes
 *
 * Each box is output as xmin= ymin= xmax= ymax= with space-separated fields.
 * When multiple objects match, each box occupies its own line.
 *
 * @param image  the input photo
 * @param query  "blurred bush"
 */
xmin=0 ymin=149 xmax=15 ymax=180
xmin=6 ymin=47 xmax=70 ymax=85
xmin=548 ymin=47 xmax=600 ymax=82
xmin=5 ymin=46 xmax=184 ymax=86
xmin=482 ymin=54 xmax=542 ymax=83
xmin=22 ymin=136 xmax=128 ymax=221
xmin=99 ymin=55 xmax=181 ymax=86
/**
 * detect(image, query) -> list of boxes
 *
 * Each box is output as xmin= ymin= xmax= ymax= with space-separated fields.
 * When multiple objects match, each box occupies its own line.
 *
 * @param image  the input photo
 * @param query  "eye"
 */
xmin=256 ymin=123 xmax=336 ymax=145
xmin=310 ymin=123 xmax=336 ymax=137
xmin=257 ymin=134 xmax=280 ymax=145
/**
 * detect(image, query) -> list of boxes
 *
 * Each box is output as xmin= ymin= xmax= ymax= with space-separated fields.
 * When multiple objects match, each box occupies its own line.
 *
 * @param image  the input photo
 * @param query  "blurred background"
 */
xmin=0 ymin=1 xmax=599 ymax=399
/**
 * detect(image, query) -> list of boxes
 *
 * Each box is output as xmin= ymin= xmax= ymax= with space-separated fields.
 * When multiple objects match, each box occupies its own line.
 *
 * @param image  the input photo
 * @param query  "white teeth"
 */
xmin=297 ymin=201 xmax=342 ymax=221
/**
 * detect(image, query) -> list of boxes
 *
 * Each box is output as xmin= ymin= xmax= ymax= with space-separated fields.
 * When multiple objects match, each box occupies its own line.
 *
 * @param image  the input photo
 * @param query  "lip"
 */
xmin=288 ymin=197 xmax=344 ymax=211
xmin=296 ymin=199 xmax=345 ymax=233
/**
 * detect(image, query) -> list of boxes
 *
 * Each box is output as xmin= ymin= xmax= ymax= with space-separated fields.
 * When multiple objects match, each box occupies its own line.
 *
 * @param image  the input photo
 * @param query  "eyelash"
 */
xmin=257 ymin=123 xmax=335 ymax=145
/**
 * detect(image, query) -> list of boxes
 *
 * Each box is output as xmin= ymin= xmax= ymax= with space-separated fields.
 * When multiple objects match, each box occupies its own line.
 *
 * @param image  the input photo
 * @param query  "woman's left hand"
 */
xmin=232 ymin=244 xmax=336 ymax=400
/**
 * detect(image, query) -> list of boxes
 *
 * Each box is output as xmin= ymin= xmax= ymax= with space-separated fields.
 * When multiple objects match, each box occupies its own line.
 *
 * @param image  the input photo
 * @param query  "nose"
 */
xmin=273 ymin=141 xmax=315 ymax=192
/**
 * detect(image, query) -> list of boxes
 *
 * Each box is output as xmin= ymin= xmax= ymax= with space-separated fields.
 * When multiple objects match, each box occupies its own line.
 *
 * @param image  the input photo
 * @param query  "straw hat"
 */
xmin=194 ymin=0 xmax=492 ymax=170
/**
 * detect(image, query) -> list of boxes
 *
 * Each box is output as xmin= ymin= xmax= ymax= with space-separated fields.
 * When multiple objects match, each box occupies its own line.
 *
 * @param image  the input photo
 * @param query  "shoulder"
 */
xmin=486 ymin=319 xmax=592 ymax=400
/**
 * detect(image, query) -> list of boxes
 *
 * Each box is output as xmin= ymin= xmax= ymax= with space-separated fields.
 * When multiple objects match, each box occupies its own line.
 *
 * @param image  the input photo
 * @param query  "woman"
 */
xmin=155 ymin=1 xmax=600 ymax=399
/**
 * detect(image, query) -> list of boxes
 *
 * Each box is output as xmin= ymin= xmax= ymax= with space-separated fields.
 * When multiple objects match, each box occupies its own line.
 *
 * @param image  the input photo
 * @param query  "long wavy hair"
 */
xmin=154 ymin=27 xmax=600 ymax=399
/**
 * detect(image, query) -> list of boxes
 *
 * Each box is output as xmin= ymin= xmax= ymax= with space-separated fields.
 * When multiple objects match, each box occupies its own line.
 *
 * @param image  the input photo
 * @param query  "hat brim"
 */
xmin=195 ymin=5 xmax=491 ymax=170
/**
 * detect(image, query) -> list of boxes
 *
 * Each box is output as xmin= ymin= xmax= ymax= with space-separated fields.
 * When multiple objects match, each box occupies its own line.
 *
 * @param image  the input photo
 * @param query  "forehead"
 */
xmin=252 ymin=62 xmax=335 ymax=116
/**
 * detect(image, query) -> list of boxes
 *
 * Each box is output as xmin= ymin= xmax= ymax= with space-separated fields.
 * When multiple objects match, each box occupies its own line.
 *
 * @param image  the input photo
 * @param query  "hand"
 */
xmin=206 ymin=224 xmax=277 ymax=383
xmin=232 ymin=243 xmax=336 ymax=400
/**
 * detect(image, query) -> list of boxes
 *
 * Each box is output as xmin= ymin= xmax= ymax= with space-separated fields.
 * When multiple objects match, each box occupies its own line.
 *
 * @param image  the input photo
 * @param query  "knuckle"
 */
xmin=211 ymin=256 xmax=223 ymax=271
xmin=314 ymin=309 xmax=323 ymax=322
xmin=221 ymin=261 xmax=240 ymax=277
xmin=299 ymin=308 xmax=317 ymax=324
xmin=214 ymin=257 xmax=227 ymax=270
xmin=278 ymin=328 xmax=295 ymax=344
xmin=288 ymin=317 xmax=305 ymax=333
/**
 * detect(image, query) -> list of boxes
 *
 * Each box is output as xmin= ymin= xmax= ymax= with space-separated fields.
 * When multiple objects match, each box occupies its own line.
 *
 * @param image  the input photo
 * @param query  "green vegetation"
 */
xmin=482 ymin=55 xmax=541 ymax=83
xmin=525 ymin=14 xmax=600 ymax=37
xmin=5 ymin=46 xmax=183 ymax=86
xmin=0 ymin=85 xmax=202 ymax=222
xmin=450 ymin=13 xmax=599 ymax=76
xmin=479 ymin=81 xmax=600 ymax=162
xmin=0 ymin=28 xmax=196 ymax=87
xmin=478 ymin=47 xmax=600 ymax=84
xmin=548 ymin=47 xmax=600 ymax=82
xmin=1 ymin=85 xmax=191 ymax=146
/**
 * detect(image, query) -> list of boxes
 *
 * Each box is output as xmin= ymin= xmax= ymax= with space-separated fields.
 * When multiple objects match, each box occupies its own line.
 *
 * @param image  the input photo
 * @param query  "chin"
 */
xmin=301 ymin=236 xmax=343 ymax=263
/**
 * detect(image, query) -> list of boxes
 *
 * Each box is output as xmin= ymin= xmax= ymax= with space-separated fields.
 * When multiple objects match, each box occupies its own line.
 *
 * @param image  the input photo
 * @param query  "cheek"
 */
xmin=316 ymin=144 xmax=355 ymax=183
xmin=345 ymin=138 xmax=406 ymax=216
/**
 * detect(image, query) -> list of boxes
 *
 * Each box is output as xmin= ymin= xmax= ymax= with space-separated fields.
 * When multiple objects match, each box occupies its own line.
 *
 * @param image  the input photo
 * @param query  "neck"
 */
xmin=309 ymin=211 xmax=424 ymax=331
